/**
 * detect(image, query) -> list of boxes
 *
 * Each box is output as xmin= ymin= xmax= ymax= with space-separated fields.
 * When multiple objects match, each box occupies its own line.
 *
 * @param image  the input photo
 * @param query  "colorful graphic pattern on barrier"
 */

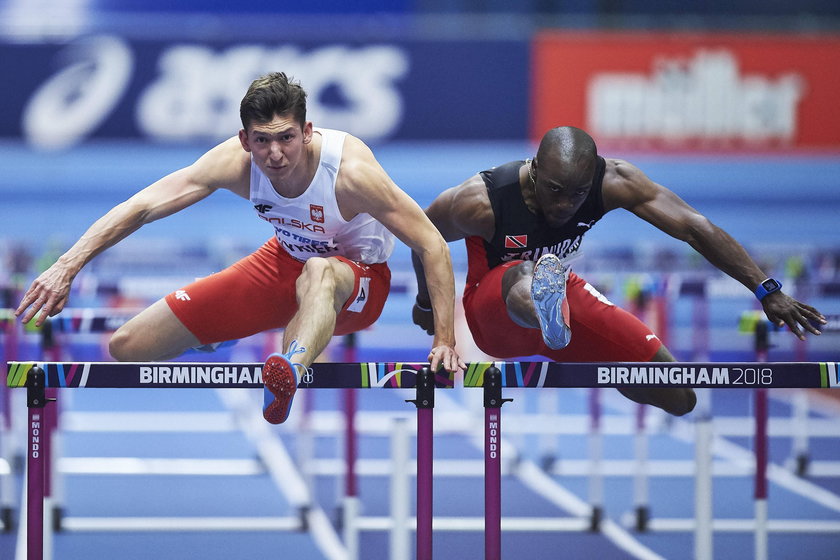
xmin=6 ymin=361 xmax=839 ymax=389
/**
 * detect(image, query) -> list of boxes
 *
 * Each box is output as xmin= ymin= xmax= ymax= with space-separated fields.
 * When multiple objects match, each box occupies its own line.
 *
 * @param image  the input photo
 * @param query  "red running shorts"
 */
xmin=165 ymin=237 xmax=390 ymax=344
xmin=463 ymin=261 xmax=661 ymax=362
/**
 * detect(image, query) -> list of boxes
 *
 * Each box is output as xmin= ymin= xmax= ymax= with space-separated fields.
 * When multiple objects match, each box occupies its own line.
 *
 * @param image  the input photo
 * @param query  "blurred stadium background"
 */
xmin=1 ymin=2 xmax=839 ymax=559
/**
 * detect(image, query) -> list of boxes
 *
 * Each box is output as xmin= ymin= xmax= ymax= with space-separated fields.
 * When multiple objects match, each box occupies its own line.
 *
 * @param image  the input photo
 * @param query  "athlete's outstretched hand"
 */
xmin=412 ymin=296 xmax=435 ymax=335
xmin=761 ymin=291 xmax=826 ymax=340
xmin=15 ymin=262 xmax=74 ymax=327
xmin=428 ymin=344 xmax=466 ymax=374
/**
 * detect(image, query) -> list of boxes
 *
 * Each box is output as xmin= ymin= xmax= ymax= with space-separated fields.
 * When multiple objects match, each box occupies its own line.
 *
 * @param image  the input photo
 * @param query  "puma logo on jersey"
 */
xmin=577 ymin=220 xmax=596 ymax=229
xmin=645 ymin=334 xmax=659 ymax=341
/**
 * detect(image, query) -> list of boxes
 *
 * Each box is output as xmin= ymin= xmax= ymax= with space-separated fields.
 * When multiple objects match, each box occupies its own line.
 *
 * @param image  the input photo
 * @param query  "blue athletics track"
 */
xmin=1 ymin=142 xmax=839 ymax=559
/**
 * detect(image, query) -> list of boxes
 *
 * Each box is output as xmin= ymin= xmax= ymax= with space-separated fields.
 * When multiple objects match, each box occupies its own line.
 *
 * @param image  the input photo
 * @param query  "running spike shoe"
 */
xmin=530 ymin=254 xmax=572 ymax=350
xmin=262 ymin=340 xmax=308 ymax=424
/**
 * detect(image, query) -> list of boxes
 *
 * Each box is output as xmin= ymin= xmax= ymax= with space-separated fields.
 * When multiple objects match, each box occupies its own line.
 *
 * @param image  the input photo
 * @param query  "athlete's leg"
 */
xmin=616 ymin=345 xmax=697 ymax=416
xmin=109 ymin=299 xmax=201 ymax=361
xmin=262 ymin=256 xmax=357 ymax=424
xmin=282 ymin=256 xmax=356 ymax=365
xmin=501 ymin=261 xmax=539 ymax=328
xmin=111 ymin=240 xmax=295 ymax=361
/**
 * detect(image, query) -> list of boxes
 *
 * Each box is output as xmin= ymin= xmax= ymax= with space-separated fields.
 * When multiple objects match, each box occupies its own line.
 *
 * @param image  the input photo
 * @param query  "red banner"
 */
xmin=531 ymin=32 xmax=840 ymax=151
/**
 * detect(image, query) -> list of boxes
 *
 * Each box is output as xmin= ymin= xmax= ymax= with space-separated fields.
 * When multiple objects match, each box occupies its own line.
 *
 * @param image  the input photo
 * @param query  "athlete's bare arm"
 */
xmin=424 ymin=175 xmax=496 ymax=243
xmin=336 ymin=135 xmax=465 ymax=373
xmin=602 ymin=158 xmax=824 ymax=338
xmin=410 ymin=174 xmax=496 ymax=336
xmin=16 ymin=138 xmax=251 ymax=326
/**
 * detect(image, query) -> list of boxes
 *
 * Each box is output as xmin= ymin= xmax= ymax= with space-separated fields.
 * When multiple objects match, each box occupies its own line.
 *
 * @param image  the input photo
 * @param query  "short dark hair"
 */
xmin=239 ymin=72 xmax=307 ymax=131
xmin=538 ymin=126 xmax=598 ymax=163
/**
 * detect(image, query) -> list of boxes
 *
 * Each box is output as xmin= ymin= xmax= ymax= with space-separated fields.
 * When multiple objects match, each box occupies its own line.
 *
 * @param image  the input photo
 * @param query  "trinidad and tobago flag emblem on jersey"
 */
xmin=504 ymin=235 xmax=528 ymax=248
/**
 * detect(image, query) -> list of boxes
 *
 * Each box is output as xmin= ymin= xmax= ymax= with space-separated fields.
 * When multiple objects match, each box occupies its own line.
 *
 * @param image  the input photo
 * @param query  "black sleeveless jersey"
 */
xmin=465 ymin=158 xmax=606 ymax=284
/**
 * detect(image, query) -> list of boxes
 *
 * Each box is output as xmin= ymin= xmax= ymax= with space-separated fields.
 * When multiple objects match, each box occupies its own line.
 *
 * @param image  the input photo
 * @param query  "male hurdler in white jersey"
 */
xmin=249 ymin=127 xmax=394 ymax=265
xmin=17 ymin=72 xmax=465 ymax=424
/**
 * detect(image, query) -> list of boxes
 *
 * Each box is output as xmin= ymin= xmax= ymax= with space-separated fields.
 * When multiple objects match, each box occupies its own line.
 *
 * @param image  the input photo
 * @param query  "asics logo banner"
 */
xmin=23 ymin=36 xmax=134 ymax=151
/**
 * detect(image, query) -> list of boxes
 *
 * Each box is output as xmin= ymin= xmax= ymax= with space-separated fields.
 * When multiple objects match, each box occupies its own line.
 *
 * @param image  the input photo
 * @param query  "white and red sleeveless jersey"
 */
xmin=249 ymin=128 xmax=394 ymax=264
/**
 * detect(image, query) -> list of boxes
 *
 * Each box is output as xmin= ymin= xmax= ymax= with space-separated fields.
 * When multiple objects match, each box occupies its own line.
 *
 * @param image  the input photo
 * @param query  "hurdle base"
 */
xmin=638 ymin=517 xmax=840 ymax=533
xmin=540 ymin=454 xmax=556 ymax=472
xmin=795 ymin=453 xmax=810 ymax=477
xmin=0 ymin=506 xmax=14 ymax=532
xmin=13 ymin=453 xmax=25 ymax=474
xmin=634 ymin=506 xmax=650 ymax=532
xmin=59 ymin=515 xmax=304 ymax=531
xmin=52 ymin=505 xmax=64 ymax=533
xmin=589 ymin=506 xmax=602 ymax=532
xmin=297 ymin=505 xmax=310 ymax=532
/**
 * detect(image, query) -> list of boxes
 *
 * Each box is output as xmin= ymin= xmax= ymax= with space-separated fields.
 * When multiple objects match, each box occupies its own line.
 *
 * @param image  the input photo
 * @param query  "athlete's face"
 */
xmin=239 ymin=114 xmax=312 ymax=183
xmin=529 ymin=156 xmax=594 ymax=228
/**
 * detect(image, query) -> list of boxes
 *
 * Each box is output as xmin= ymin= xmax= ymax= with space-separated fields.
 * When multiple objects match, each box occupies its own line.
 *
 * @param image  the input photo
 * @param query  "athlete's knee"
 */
xmin=504 ymin=283 xmax=537 ymax=328
xmin=297 ymin=258 xmax=335 ymax=293
xmin=109 ymin=325 xmax=148 ymax=361
xmin=673 ymin=388 xmax=697 ymax=416
xmin=618 ymin=387 xmax=696 ymax=417
xmin=501 ymin=261 xmax=534 ymax=299
xmin=650 ymin=344 xmax=677 ymax=362
xmin=502 ymin=262 xmax=539 ymax=328
xmin=658 ymin=388 xmax=697 ymax=416
xmin=644 ymin=345 xmax=695 ymax=415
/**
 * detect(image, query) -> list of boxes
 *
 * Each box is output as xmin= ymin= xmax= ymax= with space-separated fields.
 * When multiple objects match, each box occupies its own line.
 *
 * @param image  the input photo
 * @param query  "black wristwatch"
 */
xmin=414 ymin=296 xmax=432 ymax=312
xmin=754 ymin=278 xmax=782 ymax=301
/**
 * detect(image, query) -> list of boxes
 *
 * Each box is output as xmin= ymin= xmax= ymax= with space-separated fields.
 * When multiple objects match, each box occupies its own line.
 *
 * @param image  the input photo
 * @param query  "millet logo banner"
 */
xmin=532 ymin=32 xmax=840 ymax=151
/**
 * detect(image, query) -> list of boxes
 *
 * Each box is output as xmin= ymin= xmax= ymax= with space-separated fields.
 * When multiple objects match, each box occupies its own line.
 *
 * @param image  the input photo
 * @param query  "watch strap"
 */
xmin=754 ymin=278 xmax=782 ymax=301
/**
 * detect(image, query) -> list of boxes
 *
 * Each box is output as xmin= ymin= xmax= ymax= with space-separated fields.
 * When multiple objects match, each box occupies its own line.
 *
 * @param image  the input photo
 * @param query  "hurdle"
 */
xmin=9 ymin=359 xmax=840 ymax=560
xmin=0 ymin=306 xmax=20 ymax=532
xmin=6 ymin=360 xmax=456 ymax=560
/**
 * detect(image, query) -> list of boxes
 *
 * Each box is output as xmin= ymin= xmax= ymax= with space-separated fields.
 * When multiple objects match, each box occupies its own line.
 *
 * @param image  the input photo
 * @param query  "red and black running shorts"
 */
xmin=165 ymin=237 xmax=390 ymax=345
xmin=463 ymin=261 xmax=661 ymax=362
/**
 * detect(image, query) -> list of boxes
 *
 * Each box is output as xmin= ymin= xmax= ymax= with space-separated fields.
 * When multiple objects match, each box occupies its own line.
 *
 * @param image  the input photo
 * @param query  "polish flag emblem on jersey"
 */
xmin=504 ymin=235 xmax=528 ymax=248
xmin=310 ymin=204 xmax=325 ymax=223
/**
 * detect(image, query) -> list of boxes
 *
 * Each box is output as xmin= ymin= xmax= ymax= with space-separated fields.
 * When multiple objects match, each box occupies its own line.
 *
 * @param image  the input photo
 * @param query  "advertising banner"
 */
xmin=532 ymin=32 xmax=840 ymax=151
xmin=0 ymin=36 xmax=528 ymax=149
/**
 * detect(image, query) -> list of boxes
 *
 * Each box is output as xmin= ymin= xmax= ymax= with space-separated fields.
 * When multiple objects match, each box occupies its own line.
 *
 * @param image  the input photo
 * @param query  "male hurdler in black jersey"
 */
xmin=412 ymin=126 xmax=825 ymax=416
